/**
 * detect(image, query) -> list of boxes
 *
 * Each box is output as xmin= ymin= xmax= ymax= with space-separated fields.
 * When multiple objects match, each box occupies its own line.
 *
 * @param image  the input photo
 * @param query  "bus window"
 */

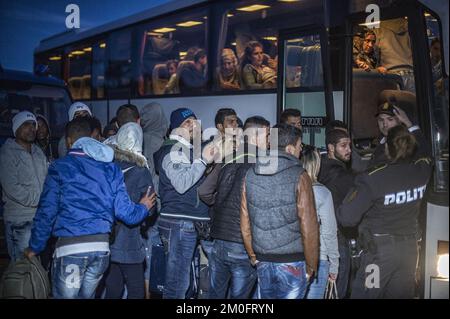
xmin=217 ymin=0 xmax=313 ymax=92
xmin=35 ymin=52 xmax=63 ymax=80
xmin=67 ymin=45 xmax=92 ymax=100
xmin=137 ymin=9 xmax=208 ymax=96
xmin=106 ymin=28 xmax=133 ymax=99
xmin=0 ymin=81 xmax=71 ymax=138
xmin=425 ymin=11 xmax=449 ymax=192
xmin=281 ymin=34 xmax=326 ymax=148
xmin=351 ymin=16 xmax=418 ymax=171
xmin=92 ymin=41 xmax=106 ymax=99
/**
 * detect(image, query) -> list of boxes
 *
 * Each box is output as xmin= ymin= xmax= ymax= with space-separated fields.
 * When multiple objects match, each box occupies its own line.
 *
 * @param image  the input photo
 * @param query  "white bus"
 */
xmin=34 ymin=0 xmax=448 ymax=298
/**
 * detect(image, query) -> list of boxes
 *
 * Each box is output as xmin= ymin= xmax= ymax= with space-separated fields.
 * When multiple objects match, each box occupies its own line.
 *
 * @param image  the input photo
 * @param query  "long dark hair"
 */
xmin=386 ymin=125 xmax=417 ymax=163
xmin=240 ymin=41 xmax=263 ymax=72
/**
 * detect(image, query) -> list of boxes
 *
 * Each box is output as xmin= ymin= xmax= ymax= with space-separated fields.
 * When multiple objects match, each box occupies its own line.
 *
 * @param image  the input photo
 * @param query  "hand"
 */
xmin=24 ymin=247 xmax=36 ymax=260
xmin=139 ymin=191 xmax=157 ymax=211
xmin=202 ymin=141 xmax=220 ymax=164
xmin=250 ymin=257 xmax=259 ymax=267
xmin=357 ymin=61 xmax=370 ymax=71
xmin=377 ymin=66 xmax=388 ymax=74
xmin=306 ymin=268 xmax=314 ymax=281
xmin=393 ymin=106 xmax=412 ymax=128
xmin=329 ymin=273 xmax=337 ymax=281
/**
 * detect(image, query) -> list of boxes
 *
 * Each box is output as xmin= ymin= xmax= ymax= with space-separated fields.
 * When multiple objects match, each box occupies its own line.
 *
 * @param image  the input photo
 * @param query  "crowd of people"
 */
xmin=0 ymin=97 xmax=432 ymax=299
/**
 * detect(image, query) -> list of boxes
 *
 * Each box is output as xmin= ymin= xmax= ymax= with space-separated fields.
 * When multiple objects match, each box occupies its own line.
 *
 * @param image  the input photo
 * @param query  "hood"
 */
xmin=72 ymin=137 xmax=114 ymax=163
xmin=140 ymin=102 xmax=168 ymax=166
xmin=116 ymin=122 xmax=143 ymax=155
xmin=254 ymin=150 xmax=301 ymax=176
xmin=140 ymin=102 xmax=168 ymax=135
xmin=36 ymin=114 xmax=51 ymax=136
xmin=112 ymin=145 xmax=148 ymax=168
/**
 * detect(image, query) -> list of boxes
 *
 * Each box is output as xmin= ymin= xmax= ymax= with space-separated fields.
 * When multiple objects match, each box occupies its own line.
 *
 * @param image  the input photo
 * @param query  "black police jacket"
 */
xmin=337 ymin=157 xmax=432 ymax=236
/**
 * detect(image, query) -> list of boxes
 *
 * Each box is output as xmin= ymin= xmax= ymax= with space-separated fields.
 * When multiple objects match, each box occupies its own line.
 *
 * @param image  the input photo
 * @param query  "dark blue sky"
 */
xmin=0 ymin=0 xmax=170 ymax=72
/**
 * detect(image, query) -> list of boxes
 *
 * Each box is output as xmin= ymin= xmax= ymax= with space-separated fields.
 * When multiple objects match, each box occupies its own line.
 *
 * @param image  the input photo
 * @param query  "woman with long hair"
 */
xmin=240 ymin=41 xmax=277 ymax=90
xmin=302 ymin=146 xmax=340 ymax=299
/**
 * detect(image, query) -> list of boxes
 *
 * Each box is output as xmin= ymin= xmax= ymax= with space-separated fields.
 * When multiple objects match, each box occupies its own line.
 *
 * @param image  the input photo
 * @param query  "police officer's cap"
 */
xmin=375 ymin=101 xmax=396 ymax=117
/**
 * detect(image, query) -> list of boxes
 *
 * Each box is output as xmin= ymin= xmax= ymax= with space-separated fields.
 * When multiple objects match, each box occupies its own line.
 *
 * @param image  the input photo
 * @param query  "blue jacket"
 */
xmin=110 ymin=147 xmax=154 ymax=264
xmin=154 ymin=136 xmax=209 ymax=221
xmin=29 ymin=142 xmax=149 ymax=254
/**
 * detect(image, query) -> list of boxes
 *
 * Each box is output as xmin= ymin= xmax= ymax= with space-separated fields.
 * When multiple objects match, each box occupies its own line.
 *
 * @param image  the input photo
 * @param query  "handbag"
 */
xmin=324 ymin=279 xmax=339 ymax=299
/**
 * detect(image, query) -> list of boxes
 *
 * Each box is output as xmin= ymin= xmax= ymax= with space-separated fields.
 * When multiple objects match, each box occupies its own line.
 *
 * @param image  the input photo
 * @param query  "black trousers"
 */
xmin=351 ymin=238 xmax=417 ymax=299
xmin=336 ymin=237 xmax=352 ymax=298
xmin=104 ymin=262 xmax=145 ymax=299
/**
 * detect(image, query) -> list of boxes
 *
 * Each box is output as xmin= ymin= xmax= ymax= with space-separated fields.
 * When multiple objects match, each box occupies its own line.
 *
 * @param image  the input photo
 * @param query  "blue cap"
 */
xmin=170 ymin=108 xmax=196 ymax=130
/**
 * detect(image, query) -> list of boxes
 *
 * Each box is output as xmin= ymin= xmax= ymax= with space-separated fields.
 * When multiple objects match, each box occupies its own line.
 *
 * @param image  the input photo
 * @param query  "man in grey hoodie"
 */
xmin=0 ymin=111 xmax=48 ymax=262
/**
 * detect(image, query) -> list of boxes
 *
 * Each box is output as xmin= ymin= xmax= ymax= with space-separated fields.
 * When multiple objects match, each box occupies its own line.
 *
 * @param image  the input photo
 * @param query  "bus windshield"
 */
xmin=0 ymin=82 xmax=71 ymax=138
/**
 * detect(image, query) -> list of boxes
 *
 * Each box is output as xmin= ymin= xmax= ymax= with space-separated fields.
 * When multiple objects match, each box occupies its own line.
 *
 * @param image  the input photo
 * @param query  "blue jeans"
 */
xmin=158 ymin=218 xmax=198 ymax=299
xmin=209 ymin=239 xmax=257 ymax=299
xmin=52 ymin=251 xmax=110 ymax=299
xmin=256 ymin=261 xmax=307 ymax=299
xmin=306 ymin=260 xmax=330 ymax=299
xmin=144 ymin=224 xmax=161 ymax=281
xmin=4 ymin=220 xmax=32 ymax=262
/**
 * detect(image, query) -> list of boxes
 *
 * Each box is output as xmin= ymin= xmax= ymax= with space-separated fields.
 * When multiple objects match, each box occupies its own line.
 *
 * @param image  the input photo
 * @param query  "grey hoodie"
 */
xmin=312 ymin=183 xmax=340 ymax=275
xmin=140 ymin=102 xmax=168 ymax=192
xmin=0 ymin=139 xmax=48 ymax=222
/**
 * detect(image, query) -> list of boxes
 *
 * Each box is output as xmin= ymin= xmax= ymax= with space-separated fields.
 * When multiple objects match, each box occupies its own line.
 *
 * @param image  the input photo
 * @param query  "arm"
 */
xmin=297 ymin=173 xmax=319 ymax=276
xmin=113 ymin=166 xmax=149 ymax=226
xmin=336 ymin=174 xmax=375 ymax=227
xmin=242 ymin=65 xmax=264 ymax=90
xmin=162 ymin=152 xmax=207 ymax=194
xmin=198 ymin=164 xmax=222 ymax=206
xmin=318 ymin=189 xmax=340 ymax=276
xmin=28 ymin=164 xmax=61 ymax=254
xmin=0 ymin=154 xmax=43 ymax=208
xmin=240 ymin=179 xmax=257 ymax=265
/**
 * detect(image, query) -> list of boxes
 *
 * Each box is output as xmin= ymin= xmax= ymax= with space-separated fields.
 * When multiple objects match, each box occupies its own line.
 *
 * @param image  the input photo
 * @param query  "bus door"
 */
xmin=277 ymin=26 xmax=334 ymax=149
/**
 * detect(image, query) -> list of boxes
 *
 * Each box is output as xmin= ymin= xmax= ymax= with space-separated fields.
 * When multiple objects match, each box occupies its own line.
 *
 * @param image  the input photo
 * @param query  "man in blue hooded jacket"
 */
xmin=25 ymin=117 xmax=156 ymax=299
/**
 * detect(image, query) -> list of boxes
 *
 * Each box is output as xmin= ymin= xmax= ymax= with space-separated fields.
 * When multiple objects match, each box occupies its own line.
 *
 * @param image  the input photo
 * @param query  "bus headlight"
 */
xmin=437 ymin=254 xmax=449 ymax=279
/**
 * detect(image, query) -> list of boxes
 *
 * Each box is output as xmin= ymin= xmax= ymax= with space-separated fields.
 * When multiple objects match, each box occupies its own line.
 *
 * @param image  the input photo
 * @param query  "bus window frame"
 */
xmin=417 ymin=5 xmax=449 ymax=200
xmin=345 ymin=4 xmax=448 ymax=202
xmin=276 ymin=25 xmax=335 ymax=128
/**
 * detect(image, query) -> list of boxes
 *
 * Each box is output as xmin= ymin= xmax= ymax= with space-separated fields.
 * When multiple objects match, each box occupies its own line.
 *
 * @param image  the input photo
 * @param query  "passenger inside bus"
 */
xmin=178 ymin=48 xmax=208 ymax=94
xmin=353 ymin=30 xmax=386 ymax=74
xmin=240 ymin=41 xmax=277 ymax=90
xmin=164 ymin=59 xmax=179 ymax=94
xmin=216 ymin=48 xmax=241 ymax=91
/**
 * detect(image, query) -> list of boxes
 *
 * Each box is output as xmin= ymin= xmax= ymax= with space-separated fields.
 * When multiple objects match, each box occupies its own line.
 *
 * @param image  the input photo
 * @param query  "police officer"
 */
xmin=337 ymin=125 xmax=432 ymax=298
xmin=370 ymin=98 xmax=429 ymax=167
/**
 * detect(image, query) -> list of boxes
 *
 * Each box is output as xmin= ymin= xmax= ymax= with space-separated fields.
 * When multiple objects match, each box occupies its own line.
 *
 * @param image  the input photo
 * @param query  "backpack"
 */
xmin=0 ymin=256 xmax=50 ymax=299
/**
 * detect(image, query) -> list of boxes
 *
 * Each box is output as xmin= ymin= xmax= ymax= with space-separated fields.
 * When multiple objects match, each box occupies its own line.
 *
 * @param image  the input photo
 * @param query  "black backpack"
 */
xmin=0 ymin=256 xmax=50 ymax=299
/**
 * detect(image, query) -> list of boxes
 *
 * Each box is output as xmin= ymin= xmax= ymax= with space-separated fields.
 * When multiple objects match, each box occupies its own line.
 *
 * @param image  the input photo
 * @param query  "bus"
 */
xmin=0 ymin=66 xmax=72 ymax=262
xmin=34 ymin=0 xmax=448 ymax=298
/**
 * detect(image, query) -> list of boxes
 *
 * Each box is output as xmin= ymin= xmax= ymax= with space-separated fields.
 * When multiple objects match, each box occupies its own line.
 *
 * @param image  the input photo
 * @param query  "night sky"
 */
xmin=0 ymin=0 xmax=170 ymax=72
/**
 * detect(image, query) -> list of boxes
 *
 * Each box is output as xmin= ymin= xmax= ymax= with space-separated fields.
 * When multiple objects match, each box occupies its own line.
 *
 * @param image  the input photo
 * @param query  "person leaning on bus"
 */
xmin=337 ymin=125 xmax=432 ymax=299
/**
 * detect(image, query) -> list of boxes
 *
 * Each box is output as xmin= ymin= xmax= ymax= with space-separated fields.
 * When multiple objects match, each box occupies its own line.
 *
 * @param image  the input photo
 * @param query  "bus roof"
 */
xmin=35 ymin=0 xmax=207 ymax=54
xmin=0 ymin=68 xmax=66 ymax=87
